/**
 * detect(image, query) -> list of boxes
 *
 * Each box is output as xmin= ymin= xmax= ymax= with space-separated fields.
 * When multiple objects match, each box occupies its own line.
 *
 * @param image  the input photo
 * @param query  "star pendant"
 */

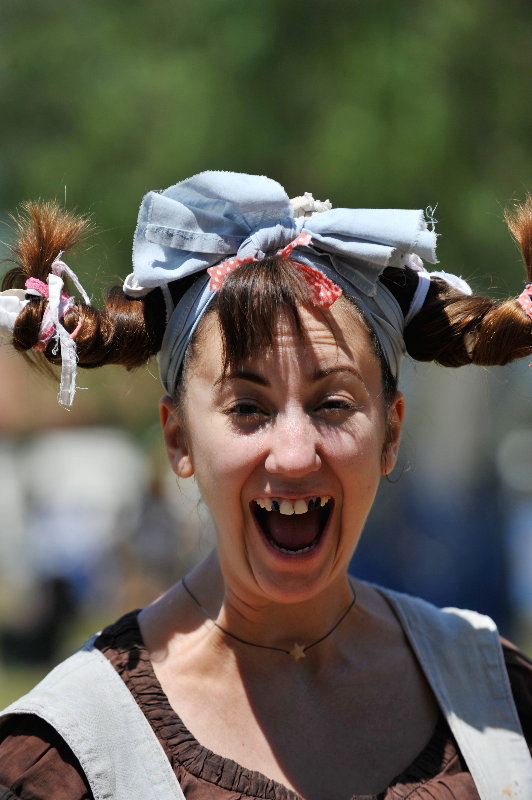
xmin=289 ymin=643 xmax=306 ymax=662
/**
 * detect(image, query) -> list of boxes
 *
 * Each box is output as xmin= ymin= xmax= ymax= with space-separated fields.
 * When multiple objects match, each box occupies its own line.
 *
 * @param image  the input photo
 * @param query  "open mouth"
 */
xmin=252 ymin=496 xmax=333 ymax=555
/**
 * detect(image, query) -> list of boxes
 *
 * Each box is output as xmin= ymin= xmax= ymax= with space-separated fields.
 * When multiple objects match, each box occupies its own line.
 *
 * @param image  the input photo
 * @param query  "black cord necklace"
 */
xmin=181 ymin=576 xmax=357 ymax=662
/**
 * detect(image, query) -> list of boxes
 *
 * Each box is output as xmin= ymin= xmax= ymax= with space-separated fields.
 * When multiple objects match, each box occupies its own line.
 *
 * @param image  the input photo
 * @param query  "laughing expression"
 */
xmin=161 ymin=301 xmax=403 ymax=605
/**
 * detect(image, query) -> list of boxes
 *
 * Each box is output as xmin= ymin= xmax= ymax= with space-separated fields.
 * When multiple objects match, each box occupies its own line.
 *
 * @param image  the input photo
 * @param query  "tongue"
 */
xmin=265 ymin=508 xmax=322 ymax=550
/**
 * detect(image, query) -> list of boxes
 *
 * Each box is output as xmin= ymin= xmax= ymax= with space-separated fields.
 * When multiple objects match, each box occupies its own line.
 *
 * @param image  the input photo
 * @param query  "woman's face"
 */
xmin=161 ymin=301 xmax=404 ymax=605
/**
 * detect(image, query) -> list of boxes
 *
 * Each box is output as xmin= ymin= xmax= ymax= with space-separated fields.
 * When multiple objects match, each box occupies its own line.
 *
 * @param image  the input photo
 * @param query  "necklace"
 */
xmin=181 ymin=576 xmax=357 ymax=662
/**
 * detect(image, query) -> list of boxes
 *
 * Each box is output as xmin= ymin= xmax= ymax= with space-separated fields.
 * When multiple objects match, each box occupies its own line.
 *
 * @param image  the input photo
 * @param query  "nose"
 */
xmin=264 ymin=411 xmax=321 ymax=477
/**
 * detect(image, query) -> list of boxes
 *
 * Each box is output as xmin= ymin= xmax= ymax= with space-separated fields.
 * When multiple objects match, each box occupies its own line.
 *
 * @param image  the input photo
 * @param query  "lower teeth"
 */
xmin=272 ymin=540 xmax=316 ymax=554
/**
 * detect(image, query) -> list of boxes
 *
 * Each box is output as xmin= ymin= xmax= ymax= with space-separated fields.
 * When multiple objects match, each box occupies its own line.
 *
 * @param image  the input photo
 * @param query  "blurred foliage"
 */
xmin=1 ymin=0 xmax=531 ymax=427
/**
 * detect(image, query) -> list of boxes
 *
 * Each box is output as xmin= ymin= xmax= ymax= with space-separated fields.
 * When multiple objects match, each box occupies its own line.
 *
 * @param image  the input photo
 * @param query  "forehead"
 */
xmin=271 ymin=302 xmax=371 ymax=361
xmin=193 ymin=299 xmax=380 ymax=383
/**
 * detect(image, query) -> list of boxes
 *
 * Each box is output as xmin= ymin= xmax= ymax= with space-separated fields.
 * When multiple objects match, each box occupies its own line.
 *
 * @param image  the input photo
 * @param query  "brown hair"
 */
xmin=3 ymin=198 xmax=532 ymax=400
xmin=3 ymin=202 xmax=167 ymax=371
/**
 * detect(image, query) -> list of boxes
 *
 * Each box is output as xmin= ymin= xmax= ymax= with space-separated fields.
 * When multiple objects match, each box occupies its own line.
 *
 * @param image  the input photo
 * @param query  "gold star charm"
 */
xmin=289 ymin=643 xmax=306 ymax=661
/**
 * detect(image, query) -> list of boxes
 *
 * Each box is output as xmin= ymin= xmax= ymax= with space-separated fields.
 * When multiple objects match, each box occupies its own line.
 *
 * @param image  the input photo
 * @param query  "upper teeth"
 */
xmin=255 ymin=496 xmax=330 ymax=515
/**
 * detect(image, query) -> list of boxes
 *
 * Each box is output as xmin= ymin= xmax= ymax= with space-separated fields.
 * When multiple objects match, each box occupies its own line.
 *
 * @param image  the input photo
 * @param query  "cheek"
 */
xmin=325 ymin=414 xmax=385 ymax=469
xmin=189 ymin=422 xmax=265 ymax=500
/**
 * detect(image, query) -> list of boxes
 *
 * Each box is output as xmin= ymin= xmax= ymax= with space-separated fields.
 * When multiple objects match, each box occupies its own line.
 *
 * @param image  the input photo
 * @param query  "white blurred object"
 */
xmin=21 ymin=428 xmax=147 ymax=578
xmin=496 ymin=429 xmax=532 ymax=495
xmin=0 ymin=441 xmax=31 ymax=587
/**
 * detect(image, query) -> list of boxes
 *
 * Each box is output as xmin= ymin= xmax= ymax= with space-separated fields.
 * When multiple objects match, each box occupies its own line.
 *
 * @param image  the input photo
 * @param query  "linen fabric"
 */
xmin=125 ymin=171 xmax=441 ymax=395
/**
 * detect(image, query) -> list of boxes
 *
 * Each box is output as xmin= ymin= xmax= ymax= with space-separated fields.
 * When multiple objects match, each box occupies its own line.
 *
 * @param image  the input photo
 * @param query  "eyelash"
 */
xmin=226 ymin=397 xmax=358 ymax=424
xmin=319 ymin=398 xmax=356 ymax=410
xmin=231 ymin=402 xmax=265 ymax=418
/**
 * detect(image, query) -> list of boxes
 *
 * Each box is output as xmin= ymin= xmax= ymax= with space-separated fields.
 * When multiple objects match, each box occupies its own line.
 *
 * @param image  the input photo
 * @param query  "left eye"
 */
xmin=316 ymin=398 xmax=358 ymax=416
xmin=233 ymin=403 xmax=263 ymax=416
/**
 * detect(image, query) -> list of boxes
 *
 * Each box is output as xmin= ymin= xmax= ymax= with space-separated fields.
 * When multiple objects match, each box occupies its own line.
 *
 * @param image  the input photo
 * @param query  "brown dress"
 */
xmin=0 ymin=610 xmax=531 ymax=800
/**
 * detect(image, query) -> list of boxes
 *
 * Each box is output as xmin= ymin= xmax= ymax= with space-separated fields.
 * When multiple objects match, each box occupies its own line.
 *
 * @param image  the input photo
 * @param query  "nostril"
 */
xmin=264 ymin=440 xmax=321 ymax=476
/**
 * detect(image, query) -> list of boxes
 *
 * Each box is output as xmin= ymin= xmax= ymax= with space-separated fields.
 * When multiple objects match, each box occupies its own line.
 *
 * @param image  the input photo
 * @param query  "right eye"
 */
xmin=226 ymin=402 xmax=269 ymax=426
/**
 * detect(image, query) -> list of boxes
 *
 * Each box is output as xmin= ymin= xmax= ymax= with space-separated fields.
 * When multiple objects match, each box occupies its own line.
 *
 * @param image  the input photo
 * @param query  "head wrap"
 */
xmin=125 ymin=171 xmax=465 ymax=395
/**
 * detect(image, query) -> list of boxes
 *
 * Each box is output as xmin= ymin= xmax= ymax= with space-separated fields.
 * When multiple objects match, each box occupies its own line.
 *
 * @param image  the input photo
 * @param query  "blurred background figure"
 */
xmin=497 ymin=423 xmax=532 ymax=642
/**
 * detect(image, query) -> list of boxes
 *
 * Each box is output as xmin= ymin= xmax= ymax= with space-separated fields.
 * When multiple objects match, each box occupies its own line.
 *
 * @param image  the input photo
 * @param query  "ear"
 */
xmin=159 ymin=395 xmax=194 ymax=478
xmin=381 ymin=391 xmax=405 ymax=475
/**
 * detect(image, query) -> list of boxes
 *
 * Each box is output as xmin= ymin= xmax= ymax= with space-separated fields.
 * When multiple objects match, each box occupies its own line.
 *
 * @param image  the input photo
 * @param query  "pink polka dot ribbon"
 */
xmin=517 ymin=284 xmax=532 ymax=321
xmin=276 ymin=231 xmax=313 ymax=259
xmin=295 ymin=262 xmax=343 ymax=308
xmin=206 ymin=231 xmax=342 ymax=309
xmin=206 ymin=255 xmax=256 ymax=292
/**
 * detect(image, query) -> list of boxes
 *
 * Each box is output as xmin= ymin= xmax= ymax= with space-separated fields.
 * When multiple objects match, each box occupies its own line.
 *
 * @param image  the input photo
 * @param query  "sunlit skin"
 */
xmin=159 ymin=300 xmax=404 ymax=652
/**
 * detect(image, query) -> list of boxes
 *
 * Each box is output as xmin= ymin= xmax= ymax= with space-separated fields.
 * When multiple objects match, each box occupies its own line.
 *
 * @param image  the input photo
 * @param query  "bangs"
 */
xmin=213 ymin=257 xmax=314 ymax=375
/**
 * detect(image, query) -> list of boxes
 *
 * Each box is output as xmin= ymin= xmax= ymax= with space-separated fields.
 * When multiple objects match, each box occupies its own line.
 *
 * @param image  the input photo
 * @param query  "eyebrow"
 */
xmin=311 ymin=365 xmax=365 ymax=383
xmin=220 ymin=369 xmax=270 ymax=387
xmin=223 ymin=365 xmax=365 ymax=387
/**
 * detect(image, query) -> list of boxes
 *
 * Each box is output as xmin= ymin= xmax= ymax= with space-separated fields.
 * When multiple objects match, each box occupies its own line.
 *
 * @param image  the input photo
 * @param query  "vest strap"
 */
xmin=1 ymin=639 xmax=185 ymax=800
xmin=380 ymin=588 xmax=532 ymax=800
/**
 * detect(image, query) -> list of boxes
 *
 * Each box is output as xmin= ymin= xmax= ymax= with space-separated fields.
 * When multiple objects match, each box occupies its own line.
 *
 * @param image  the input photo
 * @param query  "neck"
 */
xmin=183 ymin=552 xmax=358 ymax=660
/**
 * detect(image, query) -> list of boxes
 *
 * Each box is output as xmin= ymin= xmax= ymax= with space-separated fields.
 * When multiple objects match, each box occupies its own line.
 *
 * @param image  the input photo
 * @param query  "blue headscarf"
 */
xmin=125 ymin=171 xmax=442 ymax=395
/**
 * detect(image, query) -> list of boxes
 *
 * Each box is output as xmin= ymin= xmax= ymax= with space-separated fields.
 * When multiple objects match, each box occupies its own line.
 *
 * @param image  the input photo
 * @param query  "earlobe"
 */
xmin=159 ymin=395 xmax=194 ymax=478
xmin=381 ymin=392 xmax=405 ymax=475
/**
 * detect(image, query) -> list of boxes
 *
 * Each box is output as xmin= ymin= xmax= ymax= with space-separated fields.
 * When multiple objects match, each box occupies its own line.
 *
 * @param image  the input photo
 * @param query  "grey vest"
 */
xmin=1 ymin=588 xmax=531 ymax=800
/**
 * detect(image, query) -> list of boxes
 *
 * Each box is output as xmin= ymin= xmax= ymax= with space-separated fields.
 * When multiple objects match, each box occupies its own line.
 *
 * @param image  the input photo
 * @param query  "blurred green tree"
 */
xmin=1 ymin=0 xmax=530 ymax=283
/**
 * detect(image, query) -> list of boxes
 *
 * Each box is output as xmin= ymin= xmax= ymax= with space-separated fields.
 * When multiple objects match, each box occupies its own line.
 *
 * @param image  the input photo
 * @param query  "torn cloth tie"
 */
xmin=25 ymin=258 xmax=90 ymax=406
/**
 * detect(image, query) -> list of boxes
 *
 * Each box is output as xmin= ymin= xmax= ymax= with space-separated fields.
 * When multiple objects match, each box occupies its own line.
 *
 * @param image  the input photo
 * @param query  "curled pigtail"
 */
xmin=1 ymin=201 xmax=166 ymax=402
xmin=505 ymin=194 xmax=532 ymax=280
xmin=381 ymin=196 xmax=532 ymax=369
xmin=2 ymin=202 xmax=92 ymax=378
xmin=2 ymin=201 xmax=90 ymax=292
xmin=73 ymin=287 xmax=166 ymax=370
xmin=404 ymin=284 xmax=531 ymax=367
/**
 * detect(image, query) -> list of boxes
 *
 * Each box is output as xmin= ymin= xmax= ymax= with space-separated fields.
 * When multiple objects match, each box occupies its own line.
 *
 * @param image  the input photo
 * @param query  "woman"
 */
xmin=0 ymin=171 xmax=531 ymax=799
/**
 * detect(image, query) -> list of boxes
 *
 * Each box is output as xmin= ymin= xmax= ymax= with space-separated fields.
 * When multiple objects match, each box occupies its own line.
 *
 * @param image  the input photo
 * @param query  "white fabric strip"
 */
xmin=404 ymin=270 xmax=432 ymax=326
xmin=46 ymin=273 xmax=79 ymax=406
xmin=0 ymin=289 xmax=29 ymax=342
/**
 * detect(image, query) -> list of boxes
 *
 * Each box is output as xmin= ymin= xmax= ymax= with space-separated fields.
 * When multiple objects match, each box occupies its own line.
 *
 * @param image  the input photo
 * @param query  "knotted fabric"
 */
xmin=0 ymin=257 xmax=90 ymax=406
xmin=126 ymin=171 xmax=441 ymax=395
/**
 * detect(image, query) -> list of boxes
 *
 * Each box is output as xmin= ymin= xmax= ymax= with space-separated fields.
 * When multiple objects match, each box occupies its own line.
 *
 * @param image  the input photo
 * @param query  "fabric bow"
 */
xmin=128 ymin=171 xmax=438 ymax=301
